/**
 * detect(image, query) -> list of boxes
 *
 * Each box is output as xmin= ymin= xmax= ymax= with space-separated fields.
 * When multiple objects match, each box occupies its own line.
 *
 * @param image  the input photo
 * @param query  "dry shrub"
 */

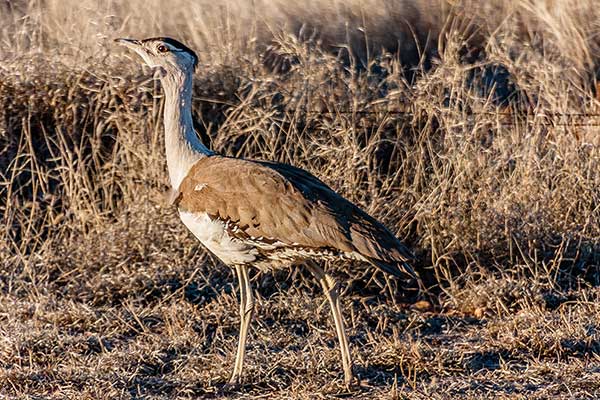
xmin=0 ymin=1 xmax=599 ymax=398
xmin=1 ymin=0 xmax=599 ymax=293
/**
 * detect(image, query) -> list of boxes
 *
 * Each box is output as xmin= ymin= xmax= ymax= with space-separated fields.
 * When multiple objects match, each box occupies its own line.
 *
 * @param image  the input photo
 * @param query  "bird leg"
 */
xmin=305 ymin=260 xmax=354 ymax=386
xmin=229 ymin=264 xmax=254 ymax=385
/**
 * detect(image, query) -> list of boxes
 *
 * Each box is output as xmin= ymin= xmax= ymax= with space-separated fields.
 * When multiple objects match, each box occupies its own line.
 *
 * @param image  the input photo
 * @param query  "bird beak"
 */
xmin=114 ymin=38 xmax=147 ymax=59
xmin=114 ymin=38 xmax=142 ymax=50
xmin=114 ymin=38 xmax=159 ymax=71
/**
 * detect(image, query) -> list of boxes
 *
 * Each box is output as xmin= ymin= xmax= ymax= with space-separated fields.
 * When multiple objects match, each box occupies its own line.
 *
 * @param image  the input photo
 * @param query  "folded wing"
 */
xmin=176 ymin=156 xmax=416 ymax=279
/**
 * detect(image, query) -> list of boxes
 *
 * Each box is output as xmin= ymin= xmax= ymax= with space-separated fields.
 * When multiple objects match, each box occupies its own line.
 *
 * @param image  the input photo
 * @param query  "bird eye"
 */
xmin=157 ymin=44 xmax=169 ymax=53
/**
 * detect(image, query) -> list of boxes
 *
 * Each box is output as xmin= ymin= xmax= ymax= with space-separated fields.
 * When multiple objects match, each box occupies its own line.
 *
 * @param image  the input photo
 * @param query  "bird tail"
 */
xmin=365 ymin=256 xmax=419 ymax=283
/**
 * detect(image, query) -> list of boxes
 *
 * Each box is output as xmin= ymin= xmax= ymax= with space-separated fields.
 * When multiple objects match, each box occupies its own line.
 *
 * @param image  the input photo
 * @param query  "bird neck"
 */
xmin=161 ymin=69 xmax=212 ymax=189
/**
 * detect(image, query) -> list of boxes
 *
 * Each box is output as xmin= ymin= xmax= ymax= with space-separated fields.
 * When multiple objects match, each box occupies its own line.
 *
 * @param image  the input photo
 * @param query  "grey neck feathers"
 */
xmin=161 ymin=69 xmax=212 ymax=189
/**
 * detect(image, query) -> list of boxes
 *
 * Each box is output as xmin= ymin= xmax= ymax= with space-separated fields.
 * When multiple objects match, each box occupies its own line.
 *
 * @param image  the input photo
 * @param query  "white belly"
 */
xmin=179 ymin=211 xmax=259 ymax=265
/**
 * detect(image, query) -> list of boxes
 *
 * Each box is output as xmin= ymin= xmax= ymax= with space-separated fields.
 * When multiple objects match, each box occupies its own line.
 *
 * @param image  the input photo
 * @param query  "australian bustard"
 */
xmin=115 ymin=37 xmax=418 ymax=386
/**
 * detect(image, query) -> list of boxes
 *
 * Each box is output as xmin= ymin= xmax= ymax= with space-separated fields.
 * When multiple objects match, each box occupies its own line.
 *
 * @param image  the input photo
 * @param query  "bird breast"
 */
xmin=179 ymin=210 xmax=259 ymax=265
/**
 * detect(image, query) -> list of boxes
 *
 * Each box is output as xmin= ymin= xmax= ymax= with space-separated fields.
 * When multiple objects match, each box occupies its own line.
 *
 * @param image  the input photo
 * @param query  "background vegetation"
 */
xmin=0 ymin=0 xmax=599 ymax=398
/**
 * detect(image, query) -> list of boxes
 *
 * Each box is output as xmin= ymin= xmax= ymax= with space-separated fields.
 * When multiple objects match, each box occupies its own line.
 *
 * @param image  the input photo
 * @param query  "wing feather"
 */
xmin=176 ymin=156 xmax=416 ymax=278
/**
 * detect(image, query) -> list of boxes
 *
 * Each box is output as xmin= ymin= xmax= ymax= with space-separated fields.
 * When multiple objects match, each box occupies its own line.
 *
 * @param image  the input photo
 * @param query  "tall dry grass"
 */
xmin=0 ymin=1 xmax=599 ymax=397
xmin=2 ymin=0 xmax=598 ymax=286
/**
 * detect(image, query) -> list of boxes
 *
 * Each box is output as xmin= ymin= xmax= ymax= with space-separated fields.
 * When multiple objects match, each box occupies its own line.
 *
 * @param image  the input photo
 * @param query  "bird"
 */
xmin=115 ymin=36 xmax=418 ymax=387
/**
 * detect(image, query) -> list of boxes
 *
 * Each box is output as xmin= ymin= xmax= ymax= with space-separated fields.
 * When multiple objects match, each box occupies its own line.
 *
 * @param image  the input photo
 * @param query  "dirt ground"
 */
xmin=1 ymin=203 xmax=599 ymax=399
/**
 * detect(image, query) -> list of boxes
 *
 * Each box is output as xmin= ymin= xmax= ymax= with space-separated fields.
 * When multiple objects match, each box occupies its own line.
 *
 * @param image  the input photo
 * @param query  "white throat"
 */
xmin=161 ymin=69 xmax=212 ymax=189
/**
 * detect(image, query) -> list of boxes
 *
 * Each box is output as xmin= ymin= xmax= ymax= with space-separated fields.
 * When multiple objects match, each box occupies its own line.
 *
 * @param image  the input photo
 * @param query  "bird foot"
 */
xmin=343 ymin=375 xmax=361 ymax=392
xmin=220 ymin=375 xmax=243 ymax=393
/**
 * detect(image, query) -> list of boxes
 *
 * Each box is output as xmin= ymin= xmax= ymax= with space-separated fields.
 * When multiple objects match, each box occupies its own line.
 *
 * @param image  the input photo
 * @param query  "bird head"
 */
xmin=115 ymin=37 xmax=198 ymax=77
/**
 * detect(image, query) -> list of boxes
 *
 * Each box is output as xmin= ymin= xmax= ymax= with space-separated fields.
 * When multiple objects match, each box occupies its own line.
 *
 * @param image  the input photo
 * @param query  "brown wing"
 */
xmin=176 ymin=156 xmax=415 ymax=278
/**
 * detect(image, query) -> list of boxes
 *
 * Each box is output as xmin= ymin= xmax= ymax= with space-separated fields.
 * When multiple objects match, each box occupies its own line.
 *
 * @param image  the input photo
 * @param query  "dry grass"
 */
xmin=0 ymin=0 xmax=599 ymax=398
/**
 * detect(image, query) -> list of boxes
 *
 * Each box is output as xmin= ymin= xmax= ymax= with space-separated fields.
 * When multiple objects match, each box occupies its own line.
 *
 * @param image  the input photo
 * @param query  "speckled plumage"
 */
xmin=175 ymin=155 xmax=416 ymax=278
